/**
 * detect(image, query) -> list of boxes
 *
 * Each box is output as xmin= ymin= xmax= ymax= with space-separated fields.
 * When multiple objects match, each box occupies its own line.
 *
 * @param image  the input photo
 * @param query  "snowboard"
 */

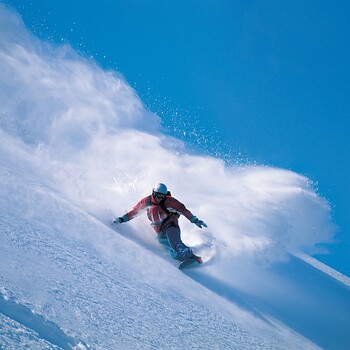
xmin=178 ymin=258 xmax=202 ymax=270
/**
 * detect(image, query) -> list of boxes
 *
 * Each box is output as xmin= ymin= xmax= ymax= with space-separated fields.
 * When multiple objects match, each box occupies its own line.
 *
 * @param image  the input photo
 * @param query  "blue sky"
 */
xmin=3 ymin=0 xmax=350 ymax=275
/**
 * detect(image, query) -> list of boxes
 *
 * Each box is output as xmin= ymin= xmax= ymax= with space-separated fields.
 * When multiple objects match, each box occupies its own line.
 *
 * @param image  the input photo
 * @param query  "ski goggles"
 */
xmin=154 ymin=192 xmax=166 ymax=199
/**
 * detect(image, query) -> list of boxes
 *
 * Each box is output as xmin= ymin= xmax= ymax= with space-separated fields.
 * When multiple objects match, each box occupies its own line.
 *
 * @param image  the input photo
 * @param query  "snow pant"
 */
xmin=157 ymin=222 xmax=193 ymax=261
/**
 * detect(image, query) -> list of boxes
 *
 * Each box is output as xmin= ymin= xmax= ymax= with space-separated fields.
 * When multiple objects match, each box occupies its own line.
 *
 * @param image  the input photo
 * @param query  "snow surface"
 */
xmin=1 ymin=4 xmax=350 ymax=349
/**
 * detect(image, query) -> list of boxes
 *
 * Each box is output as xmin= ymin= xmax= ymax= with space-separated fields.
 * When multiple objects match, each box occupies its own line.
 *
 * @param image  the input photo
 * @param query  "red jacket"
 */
xmin=123 ymin=195 xmax=194 ymax=233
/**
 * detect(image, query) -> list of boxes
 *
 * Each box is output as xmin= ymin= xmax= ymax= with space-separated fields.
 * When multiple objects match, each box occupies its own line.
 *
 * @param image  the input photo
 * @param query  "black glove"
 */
xmin=113 ymin=217 xmax=125 ymax=224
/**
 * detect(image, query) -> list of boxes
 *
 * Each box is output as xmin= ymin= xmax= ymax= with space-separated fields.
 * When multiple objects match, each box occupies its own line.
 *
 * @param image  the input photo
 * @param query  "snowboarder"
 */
xmin=114 ymin=183 xmax=207 ymax=263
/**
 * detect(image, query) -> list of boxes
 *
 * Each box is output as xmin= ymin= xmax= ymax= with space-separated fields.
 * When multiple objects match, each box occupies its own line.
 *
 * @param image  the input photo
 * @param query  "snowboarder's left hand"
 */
xmin=191 ymin=216 xmax=207 ymax=229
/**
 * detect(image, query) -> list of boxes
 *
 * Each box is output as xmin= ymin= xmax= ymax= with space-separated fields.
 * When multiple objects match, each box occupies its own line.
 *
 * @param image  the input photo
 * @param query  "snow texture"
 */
xmin=1 ymin=4 xmax=350 ymax=349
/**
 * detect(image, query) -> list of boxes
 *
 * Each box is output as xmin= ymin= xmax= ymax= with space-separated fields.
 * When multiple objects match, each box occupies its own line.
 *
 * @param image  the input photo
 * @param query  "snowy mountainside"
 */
xmin=1 ymin=4 xmax=350 ymax=349
xmin=0 ymin=137 xmax=313 ymax=349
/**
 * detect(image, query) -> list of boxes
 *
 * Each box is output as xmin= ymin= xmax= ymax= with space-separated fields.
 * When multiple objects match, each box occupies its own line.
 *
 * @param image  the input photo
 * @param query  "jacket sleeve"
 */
xmin=122 ymin=196 xmax=149 ymax=222
xmin=166 ymin=197 xmax=194 ymax=221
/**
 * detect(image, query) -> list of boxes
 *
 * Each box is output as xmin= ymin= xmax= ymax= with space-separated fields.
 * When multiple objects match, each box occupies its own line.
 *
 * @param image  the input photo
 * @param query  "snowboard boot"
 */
xmin=175 ymin=244 xmax=193 ymax=261
xmin=192 ymin=253 xmax=203 ymax=264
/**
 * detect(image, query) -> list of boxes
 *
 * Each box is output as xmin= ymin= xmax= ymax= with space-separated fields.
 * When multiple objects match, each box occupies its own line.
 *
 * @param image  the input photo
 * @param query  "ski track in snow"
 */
xmin=0 ymin=312 xmax=61 ymax=350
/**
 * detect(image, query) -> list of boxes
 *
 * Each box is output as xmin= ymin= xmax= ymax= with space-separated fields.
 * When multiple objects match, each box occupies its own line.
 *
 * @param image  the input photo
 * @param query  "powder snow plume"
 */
xmin=0 ymin=3 xmax=335 ymax=274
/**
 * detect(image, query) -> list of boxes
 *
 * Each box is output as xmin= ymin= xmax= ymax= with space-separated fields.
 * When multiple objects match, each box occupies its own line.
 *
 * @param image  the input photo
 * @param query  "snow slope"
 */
xmin=1 ymin=4 xmax=350 ymax=349
xmin=0 ymin=133 xmax=316 ymax=349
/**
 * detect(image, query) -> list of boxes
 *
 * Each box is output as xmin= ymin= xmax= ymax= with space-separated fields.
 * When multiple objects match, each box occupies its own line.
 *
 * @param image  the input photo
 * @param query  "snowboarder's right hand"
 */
xmin=113 ymin=217 xmax=125 ymax=224
xmin=113 ymin=214 xmax=129 ymax=224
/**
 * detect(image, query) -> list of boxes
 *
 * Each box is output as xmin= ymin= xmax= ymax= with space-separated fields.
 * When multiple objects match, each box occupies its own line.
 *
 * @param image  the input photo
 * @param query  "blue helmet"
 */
xmin=152 ymin=183 xmax=167 ymax=195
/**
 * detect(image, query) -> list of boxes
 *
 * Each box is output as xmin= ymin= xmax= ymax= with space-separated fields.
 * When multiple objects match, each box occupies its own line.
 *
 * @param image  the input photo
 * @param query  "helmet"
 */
xmin=152 ymin=183 xmax=168 ymax=195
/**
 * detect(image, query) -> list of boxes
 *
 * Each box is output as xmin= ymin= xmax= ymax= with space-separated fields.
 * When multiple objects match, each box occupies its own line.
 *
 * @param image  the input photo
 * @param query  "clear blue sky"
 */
xmin=3 ymin=0 xmax=350 ymax=275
